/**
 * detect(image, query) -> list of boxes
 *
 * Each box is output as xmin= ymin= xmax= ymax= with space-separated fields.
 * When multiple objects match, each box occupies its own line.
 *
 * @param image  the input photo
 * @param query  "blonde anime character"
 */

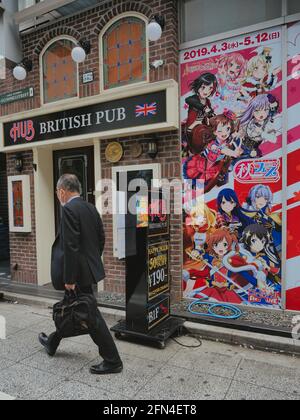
xmin=240 ymin=49 xmax=281 ymax=101
xmin=184 ymin=200 xmax=217 ymax=263
xmin=183 ymin=200 xmax=217 ymax=297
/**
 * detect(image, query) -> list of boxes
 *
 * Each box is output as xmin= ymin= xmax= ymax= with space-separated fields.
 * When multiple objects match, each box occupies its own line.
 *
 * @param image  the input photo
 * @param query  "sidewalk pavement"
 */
xmin=0 ymin=301 xmax=300 ymax=401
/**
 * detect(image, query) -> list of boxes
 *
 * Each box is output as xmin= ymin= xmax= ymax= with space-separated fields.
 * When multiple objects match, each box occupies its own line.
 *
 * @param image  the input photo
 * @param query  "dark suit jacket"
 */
xmin=51 ymin=197 xmax=106 ymax=291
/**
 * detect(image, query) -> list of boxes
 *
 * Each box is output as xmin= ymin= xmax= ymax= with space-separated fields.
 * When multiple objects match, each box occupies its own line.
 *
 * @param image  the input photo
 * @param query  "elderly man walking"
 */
xmin=39 ymin=174 xmax=123 ymax=375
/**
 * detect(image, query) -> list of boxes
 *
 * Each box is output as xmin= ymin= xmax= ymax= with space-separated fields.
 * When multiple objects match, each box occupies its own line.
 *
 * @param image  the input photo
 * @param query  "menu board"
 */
xmin=148 ymin=242 xmax=170 ymax=300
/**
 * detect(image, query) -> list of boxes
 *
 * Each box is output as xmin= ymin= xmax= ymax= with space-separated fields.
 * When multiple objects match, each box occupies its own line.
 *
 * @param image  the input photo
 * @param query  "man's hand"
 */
xmin=65 ymin=284 xmax=76 ymax=291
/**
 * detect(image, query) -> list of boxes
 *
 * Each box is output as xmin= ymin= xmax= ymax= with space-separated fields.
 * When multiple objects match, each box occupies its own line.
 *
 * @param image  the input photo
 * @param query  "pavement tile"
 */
xmin=28 ymin=318 xmax=62 ymax=335
xmin=233 ymin=347 xmax=300 ymax=369
xmin=0 ymin=357 xmax=17 ymax=371
xmin=20 ymin=339 xmax=98 ymax=378
xmin=167 ymin=345 xmax=242 ymax=379
xmin=235 ymin=359 xmax=300 ymax=396
xmin=0 ymin=364 xmax=59 ymax=400
xmin=39 ymin=381 xmax=127 ymax=400
xmin=135 ymin=365 xmax=231 ymax=400
xmin=1 ymin=301 xmax=300 ymax=401
xmin=116 ymin=338 xmax=180 ymax=363
xmin=3 ymin=312 xmax=50 ymax=332
xmin=0 ymin=329 xmax=42 ymax=362
xmin=225 ymin=380 xmax=300 ymax=400
xmin=198 ymin=339 xmax=300 ymax=370
xmin=72 ymin=354 xmax=165 ymax=398
xmin=5 ymin=325 xmax=27 ymax=337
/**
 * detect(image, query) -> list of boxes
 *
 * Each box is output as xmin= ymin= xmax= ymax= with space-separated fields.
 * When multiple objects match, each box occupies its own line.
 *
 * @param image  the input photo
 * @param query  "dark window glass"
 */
xmin=181 ymin=0 xmax=282 ymax=42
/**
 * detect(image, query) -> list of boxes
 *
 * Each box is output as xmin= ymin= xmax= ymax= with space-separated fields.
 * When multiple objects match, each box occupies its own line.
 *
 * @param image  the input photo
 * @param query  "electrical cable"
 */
xmin=172 ymin=334 xmax=202 ymax=348
xmin=188 ymin=298 xmax=243 ymax=320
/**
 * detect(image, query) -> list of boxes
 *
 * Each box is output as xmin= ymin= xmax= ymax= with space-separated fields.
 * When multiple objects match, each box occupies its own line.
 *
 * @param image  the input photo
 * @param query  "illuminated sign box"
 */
xmin=3 ymin=91 xmax=167 ymax=147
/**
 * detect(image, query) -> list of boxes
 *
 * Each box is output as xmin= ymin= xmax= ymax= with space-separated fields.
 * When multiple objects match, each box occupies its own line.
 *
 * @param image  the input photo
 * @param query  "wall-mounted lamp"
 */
xmin=13 ymin=59 xmax=33 ymax=81
xmin=15 ymin=153 xmax=24 ymax=173
xmin=147 ymin=136 xmax=159 ymax=159
xmin=150 ymin=59 xmax=164 ymax=70
xmin=71 ymin=40 xmax=91 ymax=64
xmin=147 ymin=16 xmax=165 ymax=42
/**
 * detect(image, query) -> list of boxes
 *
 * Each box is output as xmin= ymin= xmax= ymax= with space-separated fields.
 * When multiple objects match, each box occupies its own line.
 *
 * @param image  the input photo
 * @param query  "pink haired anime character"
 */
xmin=212 ymin=53 xmax=247 ymax=114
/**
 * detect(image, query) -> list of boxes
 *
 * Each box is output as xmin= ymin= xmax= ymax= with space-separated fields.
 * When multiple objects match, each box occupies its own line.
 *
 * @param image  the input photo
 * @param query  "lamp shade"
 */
xmin=71 ymin=46 xmax=86 ymax=63
xmin=147 ymin=21 xmax=163 ymax=42
xmin=13 ymin=65 xmax=27 ymax=81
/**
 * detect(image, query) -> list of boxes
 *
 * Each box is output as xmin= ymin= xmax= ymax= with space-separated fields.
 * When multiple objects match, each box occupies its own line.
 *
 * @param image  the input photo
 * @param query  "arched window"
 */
xmin=42 ymin=38 xmax=78 ymax=104
xmin=102 ymin=16 xmax=148 ymax=91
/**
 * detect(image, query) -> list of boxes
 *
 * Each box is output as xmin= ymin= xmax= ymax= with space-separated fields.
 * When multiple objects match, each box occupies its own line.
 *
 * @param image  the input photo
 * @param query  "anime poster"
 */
xmin=180 ymin=27 xmax=283 ymax=309
xmin=286 ymin=22 xmax=300 ymax=311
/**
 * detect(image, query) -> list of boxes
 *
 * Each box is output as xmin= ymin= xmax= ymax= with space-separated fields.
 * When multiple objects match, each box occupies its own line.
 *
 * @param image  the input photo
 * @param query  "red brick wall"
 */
xmin=0 ymin=0 xmax=181 ymax=298
xmin=0 ymin=0 xmax=179 ymax=115
xmin=6 ymin=152 xmax=37 ymax=284
xmin=101 ymin=131 xmax=182 ymax=300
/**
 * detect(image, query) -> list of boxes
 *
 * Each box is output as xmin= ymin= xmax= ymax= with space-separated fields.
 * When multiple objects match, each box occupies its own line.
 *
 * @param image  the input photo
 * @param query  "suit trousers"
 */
xmin=49 ymin=286 xmax=122 ymax=366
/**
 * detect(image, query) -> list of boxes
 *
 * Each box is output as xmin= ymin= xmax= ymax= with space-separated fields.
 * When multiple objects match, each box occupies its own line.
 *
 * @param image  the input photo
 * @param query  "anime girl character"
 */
xmin=239 ymin=224 xmax=281 ymax=293
xmin=196 ymin=229 xmax=243 ymax=304
xmin=212 ymin=53 xmax=247 ymax=114
xmin=243 ymin=185 xmax=282 ymax=256
xmin=184 ymin=202 xmax=216 ymax=259
xmin=216 ymin=188 xmax=252 ymax=236
xmin=238 ymin=94 xmax=279 ymax=158
xmin=240 ymin=48 xmax=281 ymax=101
xmin=183 ymin=201 xmax=217 ymax=297
xmin=185 ymin=73 xmax=218 ymax=136
xmin=184 ymin=113 xmax=243 ymax=192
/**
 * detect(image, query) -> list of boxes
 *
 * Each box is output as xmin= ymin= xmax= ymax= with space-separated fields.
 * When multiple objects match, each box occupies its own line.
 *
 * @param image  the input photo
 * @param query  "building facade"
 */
xmin=1 ymin=0 xmax=300 ymax=316
xmin=0 ymin=0 xmax=182 ymax=300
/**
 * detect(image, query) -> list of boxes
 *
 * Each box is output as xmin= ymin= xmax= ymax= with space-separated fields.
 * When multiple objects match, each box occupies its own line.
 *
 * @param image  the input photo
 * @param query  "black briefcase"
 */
xmin=53 ymin=290 xmax=98 ymax=338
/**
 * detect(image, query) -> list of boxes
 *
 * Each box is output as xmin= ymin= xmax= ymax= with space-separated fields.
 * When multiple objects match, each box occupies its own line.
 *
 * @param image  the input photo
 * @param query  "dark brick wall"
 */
xmin=0 ymin=154 xmax=8 ymax=227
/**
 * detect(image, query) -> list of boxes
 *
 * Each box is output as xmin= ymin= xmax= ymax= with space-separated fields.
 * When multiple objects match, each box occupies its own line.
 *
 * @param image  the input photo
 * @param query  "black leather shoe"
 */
xmin=90 ymin=361 xmax=123 ymax=375
xmin=38 ymin=333 xmax=57 ymax=357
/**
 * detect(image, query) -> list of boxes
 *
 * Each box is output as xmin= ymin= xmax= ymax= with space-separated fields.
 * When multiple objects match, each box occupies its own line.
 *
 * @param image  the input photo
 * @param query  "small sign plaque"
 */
xmin=0 ymin=87 xmax=34 ymax=105
xmin=83 ymin=72 xmax=94 ymax=84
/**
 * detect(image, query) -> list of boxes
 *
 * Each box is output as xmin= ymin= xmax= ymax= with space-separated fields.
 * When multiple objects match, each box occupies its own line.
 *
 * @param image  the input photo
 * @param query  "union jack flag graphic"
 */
xmin=135 ymin=103 xmax=157 ymax=117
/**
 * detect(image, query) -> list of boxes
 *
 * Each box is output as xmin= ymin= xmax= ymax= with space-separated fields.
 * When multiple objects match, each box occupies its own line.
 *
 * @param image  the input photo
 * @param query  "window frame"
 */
xmin=99 ymin=12 xmax=150 ymax=94
xmin=179 ymin=0 xmax=300 ymax=49
xmin=40 ymin=35 xmax=80 ymax=107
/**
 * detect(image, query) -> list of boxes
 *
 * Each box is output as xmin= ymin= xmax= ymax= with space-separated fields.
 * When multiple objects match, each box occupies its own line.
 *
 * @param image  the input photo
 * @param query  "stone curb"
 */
xmin=2 ymin=292 xmax=300 ymax=357
xmin=184 ymin=321 xmax=300 ymax=357
xmin=1 ymin=292 xmax=126 ymax=323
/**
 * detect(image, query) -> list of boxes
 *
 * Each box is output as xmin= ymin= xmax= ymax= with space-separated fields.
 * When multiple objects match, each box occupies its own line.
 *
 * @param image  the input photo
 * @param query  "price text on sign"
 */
xmin=148 ymin=242 xmax=170 ymax=301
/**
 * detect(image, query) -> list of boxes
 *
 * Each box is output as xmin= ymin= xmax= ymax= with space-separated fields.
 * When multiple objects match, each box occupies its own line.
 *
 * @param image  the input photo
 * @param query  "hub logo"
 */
xmin=0 ymin=315 xmax=6 ymax=340
xmin=10 ymin=120 xmax=35 ymax=144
